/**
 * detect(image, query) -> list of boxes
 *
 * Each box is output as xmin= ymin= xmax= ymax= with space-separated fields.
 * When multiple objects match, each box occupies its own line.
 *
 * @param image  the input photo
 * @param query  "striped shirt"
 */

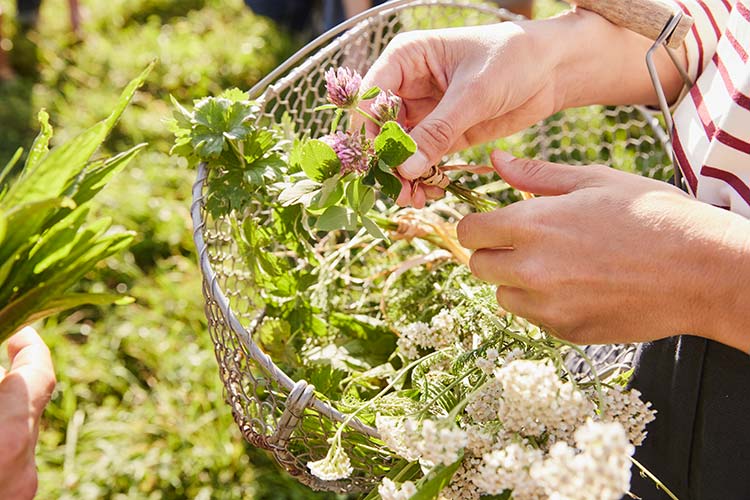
xmin=673 ymin=0 xmax=750 ymax=217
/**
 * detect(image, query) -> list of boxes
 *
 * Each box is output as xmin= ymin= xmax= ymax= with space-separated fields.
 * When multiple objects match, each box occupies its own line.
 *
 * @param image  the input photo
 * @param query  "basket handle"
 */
xmin=564 ymin=0 xmax=694 ymax=49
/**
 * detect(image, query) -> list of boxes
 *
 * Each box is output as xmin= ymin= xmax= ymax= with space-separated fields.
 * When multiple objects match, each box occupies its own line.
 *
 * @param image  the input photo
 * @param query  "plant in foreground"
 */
xmin=0 ymin=63 xmax=154 ymax=344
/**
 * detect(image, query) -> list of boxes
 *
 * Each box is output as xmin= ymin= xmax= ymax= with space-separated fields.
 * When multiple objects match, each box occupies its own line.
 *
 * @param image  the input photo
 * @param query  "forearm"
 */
xmin=528 ymin=8 xmax=686 ymax=110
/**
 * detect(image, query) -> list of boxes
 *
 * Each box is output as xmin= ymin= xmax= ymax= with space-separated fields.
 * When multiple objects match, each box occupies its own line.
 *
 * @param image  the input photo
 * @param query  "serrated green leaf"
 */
xmin=360 ymin=86 xmax=381 ymax=101
xmin=316 ymin=206 xmax=357 ymax=232
xmin=374 ymin=121 xmax=417 ymax=168
xmin=298 ymin=139 xmax=341 ymax=183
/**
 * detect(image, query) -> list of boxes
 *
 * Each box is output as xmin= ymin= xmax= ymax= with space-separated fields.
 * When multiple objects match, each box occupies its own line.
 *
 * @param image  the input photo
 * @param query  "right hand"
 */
xmin=361 ymin=20 xmax=566 ymax=206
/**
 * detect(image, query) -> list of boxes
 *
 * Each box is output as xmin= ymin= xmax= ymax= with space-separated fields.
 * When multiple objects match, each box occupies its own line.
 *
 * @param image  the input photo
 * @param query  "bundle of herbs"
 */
xmin=170 ymin=67 xmax=665 ymax=500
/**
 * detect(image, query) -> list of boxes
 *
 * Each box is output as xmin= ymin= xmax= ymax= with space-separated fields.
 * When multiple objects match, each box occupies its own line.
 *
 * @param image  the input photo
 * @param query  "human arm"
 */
xmin=457 ymin=152 xmax=750 ymax=353
xmin=0 ymin=327 xmax=57 ymax=500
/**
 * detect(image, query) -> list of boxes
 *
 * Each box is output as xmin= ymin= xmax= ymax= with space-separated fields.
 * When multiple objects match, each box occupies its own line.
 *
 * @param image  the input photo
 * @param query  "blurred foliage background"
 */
xmin=0 ymin=0 xmax=563 ymax=498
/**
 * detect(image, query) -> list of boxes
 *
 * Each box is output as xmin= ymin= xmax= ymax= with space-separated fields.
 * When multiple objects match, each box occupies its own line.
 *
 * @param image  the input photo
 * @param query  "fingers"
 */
xmin=5 ymin=327 xmax=56 ymax=421
xmin=457 ymin=200 xmax=539 ymax=250
xmin=395 ymin=180 xmax=445 ymax=208
xmin=469 ymin=248 xmax=525 ymax=287
xmin=398 ymin=85 xmax=475 ymax=180
xmin=491 ymin=151 xmax=604 ymax=196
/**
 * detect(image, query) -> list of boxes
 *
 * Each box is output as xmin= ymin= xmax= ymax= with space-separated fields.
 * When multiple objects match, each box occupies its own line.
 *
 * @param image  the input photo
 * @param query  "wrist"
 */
xmin=690 ymin=212 xmax=750 ymax=353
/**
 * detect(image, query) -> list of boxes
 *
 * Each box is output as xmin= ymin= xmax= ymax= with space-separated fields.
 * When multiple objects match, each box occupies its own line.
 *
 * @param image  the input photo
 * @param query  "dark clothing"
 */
xmin=17 ymin=0 xmax=42 ymax=15
xmin=244 ymin=0 xmax=390 ymax=33
xmin=629 ymin=335 xmax=750 ymax=499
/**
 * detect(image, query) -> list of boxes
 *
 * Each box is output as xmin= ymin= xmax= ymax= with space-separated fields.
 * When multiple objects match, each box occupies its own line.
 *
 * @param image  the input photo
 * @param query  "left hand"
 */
xmin=457 ymin=151 xmax=750 ymax=349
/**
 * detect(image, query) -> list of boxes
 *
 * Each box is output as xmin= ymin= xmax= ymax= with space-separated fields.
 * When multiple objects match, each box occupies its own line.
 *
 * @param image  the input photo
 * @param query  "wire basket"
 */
xmin=190 ymin=0 xmax=673 ymax=493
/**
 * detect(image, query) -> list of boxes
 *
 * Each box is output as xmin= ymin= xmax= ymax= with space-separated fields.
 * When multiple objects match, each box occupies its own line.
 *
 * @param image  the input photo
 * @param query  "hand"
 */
xmin=360 ymin=21 xmax=564 ymax=207
xmin=0 ymin=327 xmax=56 ymax=500
xmin=458 ymin=151 xmax=750 ymax=351
xmin=360 ymin=9 xmax=688 ymax=208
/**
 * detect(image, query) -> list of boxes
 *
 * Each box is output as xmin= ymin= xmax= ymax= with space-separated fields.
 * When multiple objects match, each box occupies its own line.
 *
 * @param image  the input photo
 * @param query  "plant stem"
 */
xmin=630 ymin=457 xmax=680 ymax=500
xmin=354 ymin=107 xmax=382 ymax=128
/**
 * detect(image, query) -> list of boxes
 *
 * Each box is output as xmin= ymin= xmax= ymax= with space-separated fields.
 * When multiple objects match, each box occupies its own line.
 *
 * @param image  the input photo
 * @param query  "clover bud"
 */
xmin=325 ymin=67 xmax=363 ymax=108
xmin=371 ymin=90 xmax=402 ymax=123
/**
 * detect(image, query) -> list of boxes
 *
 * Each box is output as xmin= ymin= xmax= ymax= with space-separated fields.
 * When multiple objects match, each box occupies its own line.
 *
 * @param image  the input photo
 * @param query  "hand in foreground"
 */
xmin=359 ymin=20 xmax=565 ymax=207
xmin=458 ymin=152 xmax=750 ymax=352
xmin=0 ymin=327 xmax=56 ymax=500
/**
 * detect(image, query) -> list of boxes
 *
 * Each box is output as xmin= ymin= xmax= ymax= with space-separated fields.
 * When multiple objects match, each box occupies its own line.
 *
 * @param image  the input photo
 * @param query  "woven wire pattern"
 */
xmin=191 ymin=0 xmax=672 ymax=492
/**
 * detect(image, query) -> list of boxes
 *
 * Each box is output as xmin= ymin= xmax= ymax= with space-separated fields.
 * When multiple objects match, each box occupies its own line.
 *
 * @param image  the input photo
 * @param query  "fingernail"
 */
xmin=495 ymin=151 xmax=516 ymax=163
xmin=399 ymin=151 xmax=429 ymax=180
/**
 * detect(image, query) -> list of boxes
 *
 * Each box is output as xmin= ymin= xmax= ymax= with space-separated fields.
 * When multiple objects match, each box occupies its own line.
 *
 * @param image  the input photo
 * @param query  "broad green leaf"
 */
xmin=360 ymin=86 xmax=381 ymax=100
xmin=316 ymin=206 xmax=357 ymax=232
xmin=311 ymin=176 xmax=344 ymax=210
xmin=298 ymin=139 xmax=341 ymax=183
xmin=3 ymin=62 xmax=154 ymax=207
xmin=361 ymin=216 xmax=388 ymax=241
xmin=374 ymin=121 xmax=417 ymax=168
xmin=411 ymin=456 xmax=464 ymax=500
xmin=22 ymin=109 xmax=53 ymax=173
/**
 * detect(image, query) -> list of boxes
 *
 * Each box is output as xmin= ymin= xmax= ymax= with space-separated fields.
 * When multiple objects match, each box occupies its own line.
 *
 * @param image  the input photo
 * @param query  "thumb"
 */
xmin=491 ymin=151 xmax=601 ymax=196
xmin=398 ymin=87 xmax=472 ymax=180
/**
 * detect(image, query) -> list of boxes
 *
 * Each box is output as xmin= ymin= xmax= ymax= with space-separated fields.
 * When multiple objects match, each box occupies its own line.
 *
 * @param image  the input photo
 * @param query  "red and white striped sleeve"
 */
xmin=676 ymin=0 xmax=733 ymax=82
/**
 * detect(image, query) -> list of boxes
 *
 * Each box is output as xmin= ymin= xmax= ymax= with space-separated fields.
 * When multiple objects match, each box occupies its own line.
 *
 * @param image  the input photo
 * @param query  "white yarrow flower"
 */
xmin=307 ymin=441 xmax=353 ymax=481
xmin=378 ymin=478 xmax=417 ymax=500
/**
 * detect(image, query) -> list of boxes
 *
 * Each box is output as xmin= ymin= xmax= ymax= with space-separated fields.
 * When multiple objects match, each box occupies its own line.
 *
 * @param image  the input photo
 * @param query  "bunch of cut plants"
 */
xmin=170 ymin=67 xmax=674 ymax=500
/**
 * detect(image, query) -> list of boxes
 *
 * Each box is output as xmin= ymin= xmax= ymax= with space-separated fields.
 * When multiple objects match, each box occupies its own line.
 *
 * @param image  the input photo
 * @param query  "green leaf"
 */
xmin=374 ymin=121 xmax=417 ymax=168
xmin=313 ymin=104 xmax=338 ymax=111
xmin=361 ymin=216 xmax=388 ymax=241
xmin=0 ymin=212 xmax=5 ymax=246
xmin=3 ymin=62 xmax=154 ymax=207
xmin=0 ymin=148 xmax=23 ymax=190
xmin=345 ymin=179 xmax=375 ymax=214
xmin=0 ymin=291 xmax=133 ymax=345
xmin=67 ymin=144 xmax=147 ymax=207
xmin=374 ymin=167 xmax=402 ymax=200
xmin=23 ymin=109 xmax=53 ymax=172
xmin=0 ymin=197 xmax=76 ymax=265
xmin=411 ymin=456 xmax=464 ymax=500
xmin=360 ymin=86 xmax=381 ymax=101
xmin=278 ymin=180 xmax=320 ymax=207
xmin=316 ymin=206 xmax=357 ymax=232
xmin=298 ymin=139 xmax=341 ymax=183
xmin=311 ymin=176 xmax=344 ymax=210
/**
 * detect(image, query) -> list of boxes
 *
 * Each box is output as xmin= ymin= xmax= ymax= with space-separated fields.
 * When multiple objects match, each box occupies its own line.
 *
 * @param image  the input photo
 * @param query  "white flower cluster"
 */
xmin=439 ymin=457 xmax=483 ymax=500
xmin=307 ymin=441 xmax=352 ymax=481
xmin=475 ymin=348 xmax=499 ymax=375
xmin=375 ymin=415 xmax=467 ymax=466
xmin=596 ymin=385 xmax=656 ymax=446
xmin=531 ymin=420 xmax=635 ymax=500
xmin=465 ymin=377 xmax=503 ymax=423
xmin=415 ymin=419 xmax=469 ymax=466
xmin=396 ymin=309 xmax=459 ymax=359
xmin=473 ymin=442 xmax=546 ymax=499
xmin=375 ymin=415 xmax=420 ymax=461
xmin=495 ymin=360 xmax=594 ymax=442
xmin=378 ymin=478 xmax=417 ymax=500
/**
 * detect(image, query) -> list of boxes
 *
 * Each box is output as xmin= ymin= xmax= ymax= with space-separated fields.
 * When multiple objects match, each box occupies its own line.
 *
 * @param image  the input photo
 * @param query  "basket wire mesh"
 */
xmin=190 ymin=0 xmax=673 ymax=492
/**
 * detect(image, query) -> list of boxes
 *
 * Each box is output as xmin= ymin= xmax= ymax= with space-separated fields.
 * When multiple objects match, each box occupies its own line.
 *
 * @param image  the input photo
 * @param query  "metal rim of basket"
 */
xmin=190 ymin=0 xmax=673 ymax=456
